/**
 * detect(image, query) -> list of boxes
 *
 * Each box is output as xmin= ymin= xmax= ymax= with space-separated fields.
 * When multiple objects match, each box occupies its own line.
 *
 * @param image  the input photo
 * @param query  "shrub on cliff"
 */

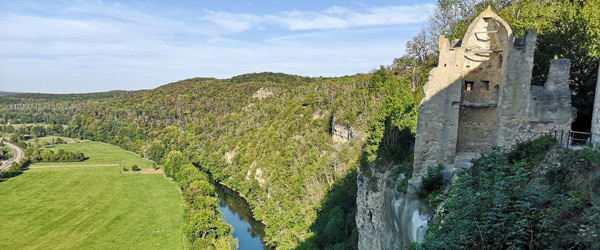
xmin=419 ymin=164 xmax=444 ymax=196
xmin=421 ymin=138 xmax=600 ymax=249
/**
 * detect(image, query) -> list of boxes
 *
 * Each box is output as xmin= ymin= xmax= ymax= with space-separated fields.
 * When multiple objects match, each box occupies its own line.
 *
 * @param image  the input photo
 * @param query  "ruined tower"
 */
xmin=413 ymin=7 xmax=575 ymax=178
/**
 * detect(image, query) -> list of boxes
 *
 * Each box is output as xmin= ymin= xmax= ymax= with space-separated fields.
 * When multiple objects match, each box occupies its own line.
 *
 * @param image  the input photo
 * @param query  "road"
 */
xmin=1 ymin=140 xmax=24 ymax=172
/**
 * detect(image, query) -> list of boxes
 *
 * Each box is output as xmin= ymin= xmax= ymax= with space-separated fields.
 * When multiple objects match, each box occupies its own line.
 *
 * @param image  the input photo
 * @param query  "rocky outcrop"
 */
xmin=356 ymin=167 xmax=428 ymax=250
xmin=224 ymin=151 xmax=235 ymax=165
xmin=252 ymin=87 xmax=274 ymax=99
xmin=245 ymin=161 xmax=266 ymax=187
xmin=330 ymin=116 xmax=355 ymax=143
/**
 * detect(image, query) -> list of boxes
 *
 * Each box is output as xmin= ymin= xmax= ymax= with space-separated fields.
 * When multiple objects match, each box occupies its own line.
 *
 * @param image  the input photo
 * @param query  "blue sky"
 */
xmin=0 ymin=0 xmax=436 ymax=93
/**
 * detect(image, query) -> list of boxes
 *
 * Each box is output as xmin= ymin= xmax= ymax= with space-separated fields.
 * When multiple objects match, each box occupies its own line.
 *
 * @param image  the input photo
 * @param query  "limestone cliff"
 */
xmin=331 ymin=115 xmax=355 ymax=143
xmin=355 ymin=166 xmax=428 ymax=250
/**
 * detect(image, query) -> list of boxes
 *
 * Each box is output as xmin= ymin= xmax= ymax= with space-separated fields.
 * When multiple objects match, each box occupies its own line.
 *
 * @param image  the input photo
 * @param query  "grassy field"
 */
xmin=25 ymin=136 xmax=77 ymax=143
xmin=0 ymin=140 xmax=186 ymax=250
xmin=34 ymin=141 xmax=155 ymax=169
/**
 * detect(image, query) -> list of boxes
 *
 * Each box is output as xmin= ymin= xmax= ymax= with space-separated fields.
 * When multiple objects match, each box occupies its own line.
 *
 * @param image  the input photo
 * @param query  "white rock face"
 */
xmin=356 ymin=167 xmax=428 ymax=250
xmin=224 ymin=151 xmax=235 ymax=165
xmin=252 ymin=87 xmax=274 ymax=99
xmin=254 ymin=167 xmax=266 ymax=186
xmin=330 ymin=116 xmax=355 ymax=143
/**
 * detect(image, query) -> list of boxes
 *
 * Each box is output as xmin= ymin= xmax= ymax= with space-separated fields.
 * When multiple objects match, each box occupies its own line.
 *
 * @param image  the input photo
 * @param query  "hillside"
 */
xmin=0 ymin=90 xmax=143 ymax=125
xmin=0 ymin=91 xmax=21 ymax=97
xmin=49 ymin=71 xmax=420 ymax=249
xmin=3 ymin=1 xmax=598 ymax=249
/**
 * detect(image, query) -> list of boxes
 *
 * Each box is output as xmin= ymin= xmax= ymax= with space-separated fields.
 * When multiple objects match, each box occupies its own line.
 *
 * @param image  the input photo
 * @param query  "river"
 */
xmin=214 ymin=182 xmax=269 ymax=250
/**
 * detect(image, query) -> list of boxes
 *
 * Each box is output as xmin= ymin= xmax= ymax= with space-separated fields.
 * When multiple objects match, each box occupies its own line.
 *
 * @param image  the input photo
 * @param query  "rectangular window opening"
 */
xmin=482 ymin=80 xmax=490 ymax=91
xmin=465 ymin=81 xmax=474 ymax=92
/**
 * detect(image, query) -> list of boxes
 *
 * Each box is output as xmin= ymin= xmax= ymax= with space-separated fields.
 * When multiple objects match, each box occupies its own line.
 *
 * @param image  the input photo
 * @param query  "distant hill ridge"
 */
xmin=0 ymin=91 xmax=21 ymax=97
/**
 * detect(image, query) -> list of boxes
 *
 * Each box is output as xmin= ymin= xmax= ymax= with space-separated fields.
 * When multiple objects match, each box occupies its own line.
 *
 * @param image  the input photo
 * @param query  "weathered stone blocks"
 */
xmin=413 ymin=8 xmax=574 ymax=178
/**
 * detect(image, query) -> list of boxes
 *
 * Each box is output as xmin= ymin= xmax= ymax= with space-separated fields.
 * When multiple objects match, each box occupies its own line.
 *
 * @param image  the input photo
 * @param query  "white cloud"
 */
xmin=0 ymin=1 xmax=432 ymax=93
xmin=203 ymin=11 xmax=263 ymax=33
xmin=199 ymin=4 xmax=436 ymax=33
xmin=267 ymin=4 xmax=435 ymax=30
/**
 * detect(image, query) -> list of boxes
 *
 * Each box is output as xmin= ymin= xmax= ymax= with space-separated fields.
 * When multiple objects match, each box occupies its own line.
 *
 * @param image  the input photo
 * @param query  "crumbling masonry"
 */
xmin=413 ymin=7 xmax=576 ymax=177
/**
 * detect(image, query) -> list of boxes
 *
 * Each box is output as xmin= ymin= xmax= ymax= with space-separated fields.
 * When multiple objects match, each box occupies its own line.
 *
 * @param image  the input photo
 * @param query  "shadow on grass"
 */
xmin=0 ymin=162 xmax=29 ymax=182
xmin=0 ymin=171 xmax=24 ymax=183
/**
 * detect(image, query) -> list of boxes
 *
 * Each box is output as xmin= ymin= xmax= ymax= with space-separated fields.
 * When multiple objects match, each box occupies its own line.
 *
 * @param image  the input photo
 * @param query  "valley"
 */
xmin=1 ymin=1 xmax=599 ymax=249
xmin=0 ymin=140 xmax=186 ymax=250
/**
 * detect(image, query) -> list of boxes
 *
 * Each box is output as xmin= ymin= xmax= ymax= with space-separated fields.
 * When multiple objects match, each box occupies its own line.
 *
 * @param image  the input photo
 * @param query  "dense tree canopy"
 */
xmin=48 ymin=70 xmax=422 ymax=249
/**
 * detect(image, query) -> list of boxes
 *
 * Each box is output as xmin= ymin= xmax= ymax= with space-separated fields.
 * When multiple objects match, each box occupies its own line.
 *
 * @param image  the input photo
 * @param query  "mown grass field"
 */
xmin=0 ymin=140 xmax=186 ymax=250
xmin=34 ymin=141 xmax=153 ymax=168
xmin=25 ymin=136 xmax=77 ymax=143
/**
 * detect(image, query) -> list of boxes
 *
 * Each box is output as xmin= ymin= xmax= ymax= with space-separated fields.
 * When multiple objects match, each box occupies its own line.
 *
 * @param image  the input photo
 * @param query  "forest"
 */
xmin=0 ymin=0 xmax=599 ymax=249
xmin=0 ymin=91 xmax=141 ymax=125
xmin=61 ymin=69 xmax=422 ymax=249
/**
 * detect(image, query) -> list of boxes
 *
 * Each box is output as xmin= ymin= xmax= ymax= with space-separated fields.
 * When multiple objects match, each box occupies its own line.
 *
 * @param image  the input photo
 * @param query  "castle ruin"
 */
xmin=413 ymin=7 xmax=576 ymax=177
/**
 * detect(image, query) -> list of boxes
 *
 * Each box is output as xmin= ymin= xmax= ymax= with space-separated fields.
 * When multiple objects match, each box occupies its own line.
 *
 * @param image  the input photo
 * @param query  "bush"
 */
xmin=19 ymin=157 xmax=30 ymax=169
xmin=419 ymin=164 xmax=444 ymax=196
xmin=576 ymin=147 xmax=600 ymax=169
xmin=122 ymin=166 xmax=129 ymax=171
xmin=507 ymin=135 xmax=557 ymax=165
xmin=422 ymin=139 xmax=600 ymax=249
xmin=131 ymin=165 xmax=140 ymax=171
xmin=9 ymin=162 xmax=20 ymax=172
xmin=397 ymin=176 xmax=410 ymax=193
xmin=0 ymin=162 xmax=22 ymax=178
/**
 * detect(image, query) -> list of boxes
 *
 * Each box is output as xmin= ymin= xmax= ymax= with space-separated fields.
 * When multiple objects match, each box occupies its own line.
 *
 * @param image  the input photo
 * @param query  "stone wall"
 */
xmin=414 ymin=8 xmax=517 ymax=177
xmin=525 ymin=59 xmax=575 ymax=144
xmin=358 ymin=8 xmax=576 ymax=250
xmin=456 ymin=107 xmax=498 ymax=152
xmin=495 ymin=29 xmax=537 ymax=148
xmin=413 ymin=8 xmax=574 ymax=178
xmin=592 ymin=60 xmax=600 ymax=145
xmin=412 ymin=37 xmax=463 ymax=178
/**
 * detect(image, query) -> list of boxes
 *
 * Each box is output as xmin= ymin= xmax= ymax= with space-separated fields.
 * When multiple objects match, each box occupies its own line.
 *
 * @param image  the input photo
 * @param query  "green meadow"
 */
xmin=25 ymin=135 xmax=75 ymax=143
xmin=34 ymin=141 xmax=152 ymax=168
xmin=0 ymin=140 xmax=186 ymax=250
